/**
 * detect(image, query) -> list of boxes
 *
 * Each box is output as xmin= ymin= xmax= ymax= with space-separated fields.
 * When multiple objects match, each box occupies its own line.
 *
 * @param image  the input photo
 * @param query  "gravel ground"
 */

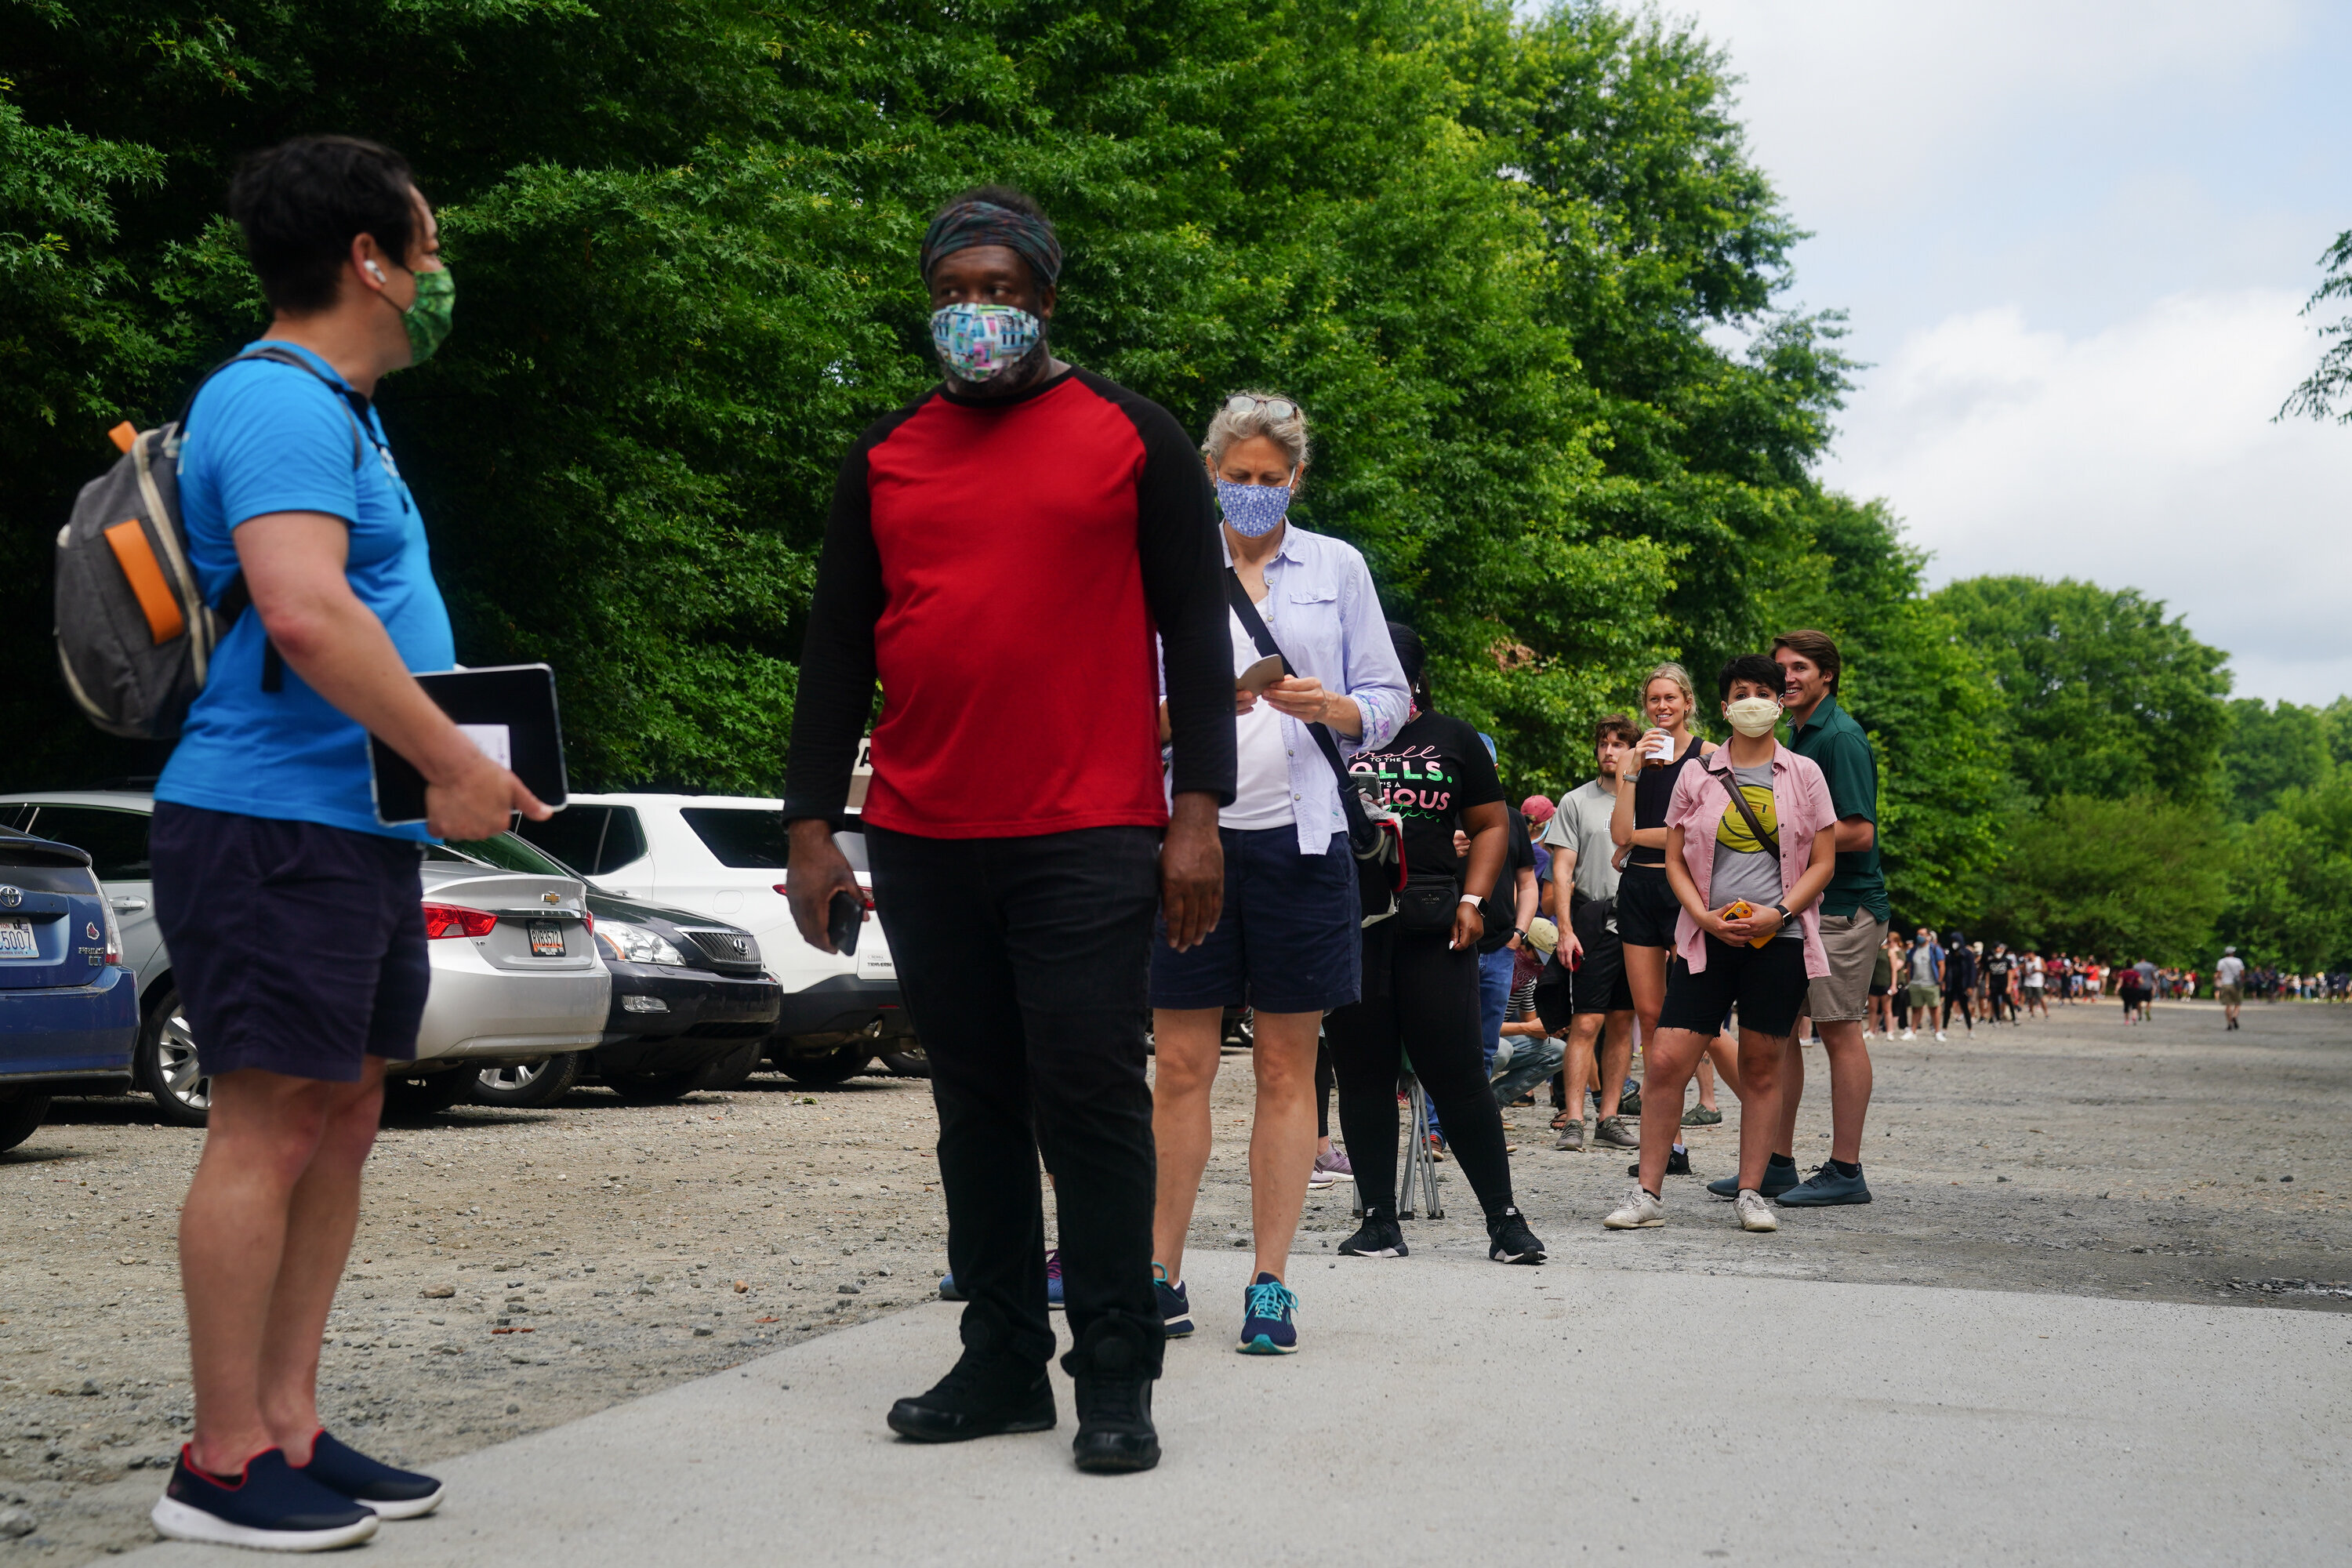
xmin=2 ymin=994 xmax=2345 ymax=1559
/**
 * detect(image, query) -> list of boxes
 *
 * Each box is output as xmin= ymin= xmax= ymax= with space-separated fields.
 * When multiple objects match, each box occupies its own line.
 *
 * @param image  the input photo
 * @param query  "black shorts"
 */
xmin=1867 ymin=982 xmax=1889 ymax=997
xmin=1151 ymin=825 xmax=1359 ymax=1014
xmin=1569 ymin=898 xmax=1633 ymax=1016
xmin=1615 ymin=864 xmax=1679 ymax=949
xmin=1659 ymin=935 xmax=1809 ymax=1039
xmin=151 ymin=802 xmax=429 ymax=1083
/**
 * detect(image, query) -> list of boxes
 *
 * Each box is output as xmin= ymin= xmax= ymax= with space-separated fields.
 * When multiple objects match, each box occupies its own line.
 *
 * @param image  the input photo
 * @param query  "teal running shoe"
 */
xmin=1236 ymin=1273 xmax=1298 ymax=1355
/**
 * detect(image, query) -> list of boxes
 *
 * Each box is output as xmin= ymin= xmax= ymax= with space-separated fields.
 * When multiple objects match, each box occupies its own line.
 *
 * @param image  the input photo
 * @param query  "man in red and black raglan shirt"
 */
xmin=781 ymin=187 xmax=1233 ymax=1475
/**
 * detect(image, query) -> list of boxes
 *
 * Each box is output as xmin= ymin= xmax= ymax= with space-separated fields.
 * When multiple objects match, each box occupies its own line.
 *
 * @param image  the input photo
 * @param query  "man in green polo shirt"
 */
xmin=1771 ymin=629 xmax=1887 ymax=1206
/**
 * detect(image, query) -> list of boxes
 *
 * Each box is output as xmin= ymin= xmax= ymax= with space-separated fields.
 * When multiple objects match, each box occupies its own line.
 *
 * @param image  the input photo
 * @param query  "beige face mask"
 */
xmin=1723 ymin=696 xmax=1782 ymax=738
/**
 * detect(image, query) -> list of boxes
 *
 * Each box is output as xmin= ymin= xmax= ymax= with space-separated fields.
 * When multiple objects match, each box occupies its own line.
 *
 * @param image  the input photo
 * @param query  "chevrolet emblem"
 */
xmin=543 ymin=892 xmax=562 ymax=905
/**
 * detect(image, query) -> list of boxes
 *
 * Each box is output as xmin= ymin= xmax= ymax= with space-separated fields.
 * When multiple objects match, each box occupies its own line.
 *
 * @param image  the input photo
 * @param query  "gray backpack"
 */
xmin=53 ymin=347 xmax=366 ymax=738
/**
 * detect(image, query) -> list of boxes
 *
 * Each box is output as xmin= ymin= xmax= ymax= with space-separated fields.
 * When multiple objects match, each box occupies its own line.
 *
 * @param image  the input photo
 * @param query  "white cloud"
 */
xmin=1673 ymin=0 xmax=2306 ymax=216
xmin=1828 ymin=290 xmax=2352 ymax=704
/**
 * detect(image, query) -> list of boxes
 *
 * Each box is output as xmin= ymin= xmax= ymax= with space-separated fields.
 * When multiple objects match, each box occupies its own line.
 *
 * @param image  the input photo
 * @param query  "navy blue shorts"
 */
xmin=1150 ymin=826 xmax=1360 ymax=1014
xmin=151 ymin=803 xmax=429 ymax=1082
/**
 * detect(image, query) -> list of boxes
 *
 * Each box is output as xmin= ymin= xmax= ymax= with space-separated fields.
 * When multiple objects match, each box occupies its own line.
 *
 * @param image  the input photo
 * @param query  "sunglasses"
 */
xmin=1223 ymin=394 xmax=1300 ymax=422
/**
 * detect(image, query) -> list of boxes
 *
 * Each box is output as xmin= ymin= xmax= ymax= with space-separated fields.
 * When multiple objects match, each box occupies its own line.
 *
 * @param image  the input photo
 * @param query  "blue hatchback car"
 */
xmin=0 ymin=826 xmax=138 ymax=1152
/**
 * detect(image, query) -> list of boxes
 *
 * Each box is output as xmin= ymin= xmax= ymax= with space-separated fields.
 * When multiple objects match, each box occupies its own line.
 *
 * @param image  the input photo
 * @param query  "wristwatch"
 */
xmin=1769 ymin=902 xmax=1791 ymax=925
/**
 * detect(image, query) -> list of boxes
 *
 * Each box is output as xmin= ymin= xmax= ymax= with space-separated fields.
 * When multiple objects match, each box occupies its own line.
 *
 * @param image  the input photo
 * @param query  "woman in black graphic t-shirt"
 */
xmin=1325 ymin=622 xmax=1547 ymax=1265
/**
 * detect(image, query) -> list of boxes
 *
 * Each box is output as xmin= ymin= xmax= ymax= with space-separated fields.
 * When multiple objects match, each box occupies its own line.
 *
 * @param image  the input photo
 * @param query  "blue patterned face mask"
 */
xmin=931 ymin=303 xmax=1040 ymax=383
xmin=1214 ymin=476 xmax=1296 ymax=538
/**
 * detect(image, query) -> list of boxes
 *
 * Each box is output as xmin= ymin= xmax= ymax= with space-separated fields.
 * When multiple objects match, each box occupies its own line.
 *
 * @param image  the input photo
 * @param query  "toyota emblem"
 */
xmin=0 ymin=885 xmax=19 ymax=908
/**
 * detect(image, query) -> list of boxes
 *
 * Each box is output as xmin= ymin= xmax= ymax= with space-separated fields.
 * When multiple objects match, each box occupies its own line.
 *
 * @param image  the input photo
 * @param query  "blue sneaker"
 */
xmin=1236 ymin=1272 xmax=1298 ymax=1355
xmin=1153 ymin=1262 xmax=1193 ymax=1337
xmin=1774 ymin=1163 xmax=1873 ymax=1207
xmin=938 ymin=1270 xmax=967 ymax=1302
xmin=296 ymin=1428 xmax=444 ymax=1519
xmin=1046 ymin=1247 xmax=1065 ymax=1310
xmin=151 ymin=1446 xmax=379 ymax=1551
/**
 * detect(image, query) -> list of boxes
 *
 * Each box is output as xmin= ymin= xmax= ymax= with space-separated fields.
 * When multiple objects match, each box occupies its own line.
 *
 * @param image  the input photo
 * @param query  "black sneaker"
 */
xmin=296 ymin=1429 xmax=444 ymax=1519
xmin=1486 ymin=1207 xmax=1547 ymax=1264
xmin=1337 ymin=1214 xmax=1409 ymax=1258
xmin=151 ymin=1446 xmax=379 ymax=1552
xmin=1627 ymin=1146 xmax=1692 ymax=1179
xmin=1707 ymin=1156 xmax=1800 ymax=1200
xmin=1065 ymin=1319 xmax=1160 ymax=1474
xmin=887 ymin=1349 xmax=1057 ymax=1443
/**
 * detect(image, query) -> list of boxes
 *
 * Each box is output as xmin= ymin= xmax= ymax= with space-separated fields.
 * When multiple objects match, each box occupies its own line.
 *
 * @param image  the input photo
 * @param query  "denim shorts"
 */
xmin=1150 ymin=826 xmax=1360 ymax=1014
xmin=151 ymin=802 xmax=430 ymax=1082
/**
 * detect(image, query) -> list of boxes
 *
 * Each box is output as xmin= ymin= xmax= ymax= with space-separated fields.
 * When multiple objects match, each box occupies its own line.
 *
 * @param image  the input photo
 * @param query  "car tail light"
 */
xmin=99 ymin=897 xmax=125 ymax=966
xmin=421 ymin=902 xmax=499 ymax=940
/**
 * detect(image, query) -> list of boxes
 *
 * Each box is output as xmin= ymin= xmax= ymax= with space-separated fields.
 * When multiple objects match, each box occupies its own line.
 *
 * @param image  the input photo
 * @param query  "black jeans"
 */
xmin=1326 ymin=920 xmax=1519 ymax=1225
xmin=866 ymin=823 xmax=1165 ymax=1376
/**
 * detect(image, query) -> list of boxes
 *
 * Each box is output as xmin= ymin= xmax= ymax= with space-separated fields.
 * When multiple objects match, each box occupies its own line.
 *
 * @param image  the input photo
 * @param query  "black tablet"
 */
xmin=369 ymin=663 xmax=569 ymax=827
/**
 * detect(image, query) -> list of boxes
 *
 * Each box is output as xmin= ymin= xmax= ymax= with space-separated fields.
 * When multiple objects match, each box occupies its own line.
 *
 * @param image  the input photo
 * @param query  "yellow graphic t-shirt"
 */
xmin=1711 ymin=763 xmax=1794 ymax=938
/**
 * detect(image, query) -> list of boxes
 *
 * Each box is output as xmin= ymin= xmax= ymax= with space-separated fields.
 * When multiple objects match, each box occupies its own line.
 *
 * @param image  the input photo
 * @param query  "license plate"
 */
xmin=0 ymin=919 xmax=33 ymax=958
xmin=528 ymin=922 xmax=566 ymax=957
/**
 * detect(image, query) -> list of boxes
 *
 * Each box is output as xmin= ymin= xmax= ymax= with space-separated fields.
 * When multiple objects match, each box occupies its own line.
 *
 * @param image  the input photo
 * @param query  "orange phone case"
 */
xmin=1721 ymin=900 xmax=1774 ymax=949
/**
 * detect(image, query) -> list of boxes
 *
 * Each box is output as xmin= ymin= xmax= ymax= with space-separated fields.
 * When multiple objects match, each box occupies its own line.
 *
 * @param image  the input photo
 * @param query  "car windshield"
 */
xmin=435 ymin=833 xmax=579 ymax=878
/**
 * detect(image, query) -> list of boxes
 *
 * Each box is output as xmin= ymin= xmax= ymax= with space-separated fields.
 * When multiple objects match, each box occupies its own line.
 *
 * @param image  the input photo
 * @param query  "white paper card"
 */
xmin=457 ymin=723 xmax=512 ymax=770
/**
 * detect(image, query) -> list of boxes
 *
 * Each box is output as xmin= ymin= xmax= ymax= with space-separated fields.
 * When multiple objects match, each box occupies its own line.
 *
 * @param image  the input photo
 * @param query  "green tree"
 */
xmin=1985 ymin=794 xmax=2230 ymax=964
xmin=1933 ymin=576 xmax=2231 ymax=808
xmin=2220 ymin=775 xmax=2352 ymax=972
xmin=2220 ymin=697 xmax=2334 ymax=822
xmin=2280 ymin=227 xmax=2352 ymax=424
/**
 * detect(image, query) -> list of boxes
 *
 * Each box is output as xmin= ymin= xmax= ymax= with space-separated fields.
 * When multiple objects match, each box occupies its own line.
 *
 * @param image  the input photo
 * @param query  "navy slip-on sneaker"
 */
xmin=1152 ymin=1264 xmax=1194 ymax=1338
xmin=1775 ymin=1164 xmax=1873 ymax=1207
xmin=1706 ymin=1157 xmax=1801 ymax=1200
xmin=151 ymin=1446 xmax=379 ymax=1552
xmin=296 ymin=1429 xmax=445 ymax=1519
xmin=1236 ymin=1273 xmax=1298 ymax=1355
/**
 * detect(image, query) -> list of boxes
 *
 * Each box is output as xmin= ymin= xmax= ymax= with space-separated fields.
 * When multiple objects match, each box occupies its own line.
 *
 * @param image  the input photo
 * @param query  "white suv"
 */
xmin=513 ymin=794 xmax=916 ymax=1082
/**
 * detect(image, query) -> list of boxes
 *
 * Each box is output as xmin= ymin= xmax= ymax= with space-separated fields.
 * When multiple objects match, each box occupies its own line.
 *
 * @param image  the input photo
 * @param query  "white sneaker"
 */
xmin=1602 ymin=1186 xmax=1666 ymax=1229
xmin=1735 ymin=1190 xmax=1779 ymax=1232
xmin=1900 ymin=1029 xmax=1916 ymax=1040
xmin=1934 ymin=1030 xmax=1947 ymax=1040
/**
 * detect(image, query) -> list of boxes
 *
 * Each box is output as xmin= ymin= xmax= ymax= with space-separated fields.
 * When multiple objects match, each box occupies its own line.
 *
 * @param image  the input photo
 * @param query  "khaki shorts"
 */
xmin=2216 ymin=985 xmax=2242 ymax=1006
xmin=1807 ymin=910 xmax=1887 ymax=1023
xmin=1907 ymin=982 xmax=1939 ymax=1012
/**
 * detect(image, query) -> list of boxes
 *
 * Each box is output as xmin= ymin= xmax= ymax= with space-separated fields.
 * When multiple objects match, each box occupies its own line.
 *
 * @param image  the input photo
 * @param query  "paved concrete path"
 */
xmin=124 ymin=1248 xmax=2347 ymax=1566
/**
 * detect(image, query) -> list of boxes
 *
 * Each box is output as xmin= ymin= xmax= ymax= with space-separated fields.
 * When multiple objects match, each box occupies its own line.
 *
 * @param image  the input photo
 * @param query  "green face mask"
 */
xmin=400 ymin=267 xmax=455 ymax=364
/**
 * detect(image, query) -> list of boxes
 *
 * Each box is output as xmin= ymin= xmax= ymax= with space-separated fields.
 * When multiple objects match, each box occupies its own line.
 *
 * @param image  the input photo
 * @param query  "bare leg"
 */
xmin=1242 ymin=1011 xmax=1323 ymax=1283
xmin=1618 ymin=948 xmax=1668 ymax=1119
xmin=1815 ymin=1019 xmax=1872 ymax=1166
xmin=1701 ymin=1033 xmax=1743 ymax=1103
xmin=180 ymin=1059 xmax=384 ymax=1477
xmin=1635 ymin=1028 xmax=1704 ymax=1192
xmin=1773 ymin=1034 xmax=1804 ymax=1160
xmin=1598 ymin=1010 xmax=1635 ymax=1117
xmin=1733 ymin=1029 xmax=1786 ymax=1190
xmin=1696 ymin=1055 xmax=1719 ymax=1111
xmin=1149 ymin=1007 xmax=1222 ymax=1287
xmin=1559 ymin=1013 xmax=1601 ymax=1127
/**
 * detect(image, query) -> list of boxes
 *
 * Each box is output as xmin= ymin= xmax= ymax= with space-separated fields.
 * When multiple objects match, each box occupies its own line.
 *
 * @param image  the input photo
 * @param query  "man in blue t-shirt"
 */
xmin=147 ymin=136 xmax=548 ymax=1552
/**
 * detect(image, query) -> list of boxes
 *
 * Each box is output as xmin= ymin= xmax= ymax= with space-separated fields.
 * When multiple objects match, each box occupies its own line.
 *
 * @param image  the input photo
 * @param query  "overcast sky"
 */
xmin=1673 ymin=0 xmax=2352 ymax=706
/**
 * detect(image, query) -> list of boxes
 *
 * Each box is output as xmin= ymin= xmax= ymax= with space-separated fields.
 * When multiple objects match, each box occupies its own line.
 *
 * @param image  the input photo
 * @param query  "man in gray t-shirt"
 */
xmin=1542 ymin=717 xmax=1637 ymax=916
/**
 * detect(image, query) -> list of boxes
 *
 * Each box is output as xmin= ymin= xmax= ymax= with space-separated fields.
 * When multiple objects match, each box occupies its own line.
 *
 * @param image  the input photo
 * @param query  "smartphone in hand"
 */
xmin=827 ymin=888 xmax=863 ymax=956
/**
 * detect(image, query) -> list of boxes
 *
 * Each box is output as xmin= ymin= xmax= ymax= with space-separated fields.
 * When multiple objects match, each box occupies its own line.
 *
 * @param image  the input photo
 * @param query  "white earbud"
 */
xmin=365 ymin=260 xmax=387 ymax=284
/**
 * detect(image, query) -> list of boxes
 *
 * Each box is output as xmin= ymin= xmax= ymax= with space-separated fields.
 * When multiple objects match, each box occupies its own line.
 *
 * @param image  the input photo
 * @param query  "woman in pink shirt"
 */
xmin=1603 ymin=654 xmax=1838 ymax=1236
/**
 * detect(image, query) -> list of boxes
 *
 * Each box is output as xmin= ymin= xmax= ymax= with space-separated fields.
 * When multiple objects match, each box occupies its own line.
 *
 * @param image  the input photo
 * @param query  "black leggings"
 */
xmin=1326 ymin=923 xmax=1517 ymax=1224
xmin=1941 ymin=989 xmax=1973 ymax=1029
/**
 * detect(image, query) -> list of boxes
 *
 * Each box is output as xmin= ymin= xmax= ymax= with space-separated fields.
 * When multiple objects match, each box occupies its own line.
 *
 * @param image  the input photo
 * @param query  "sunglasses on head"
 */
xmin=1223 ymin=394 xmax=1299 ymax=422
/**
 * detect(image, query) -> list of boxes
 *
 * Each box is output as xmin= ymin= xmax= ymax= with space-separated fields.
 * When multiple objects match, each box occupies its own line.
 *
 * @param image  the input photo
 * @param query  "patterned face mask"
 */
xmin=1214 ymin=475 xmax=1296 ymax=538
xmin=930 ymin=303 xmax=1040 ymax=383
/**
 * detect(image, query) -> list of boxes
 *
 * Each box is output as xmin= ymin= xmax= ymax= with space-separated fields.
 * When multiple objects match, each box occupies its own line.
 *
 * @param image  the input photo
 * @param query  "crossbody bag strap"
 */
xmin=1221 ymin=568 xmax=1363 ymax=808
xmin=1711 ymin=757 xmax=1780 ymax=858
